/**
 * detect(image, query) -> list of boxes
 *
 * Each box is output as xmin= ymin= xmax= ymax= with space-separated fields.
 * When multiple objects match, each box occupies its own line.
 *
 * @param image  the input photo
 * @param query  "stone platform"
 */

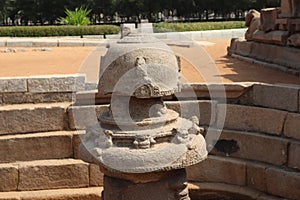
xmin=1 ymin=75 xmax=300 ymax=199
xmin=228 ymin=38 xmax=300 ymax=75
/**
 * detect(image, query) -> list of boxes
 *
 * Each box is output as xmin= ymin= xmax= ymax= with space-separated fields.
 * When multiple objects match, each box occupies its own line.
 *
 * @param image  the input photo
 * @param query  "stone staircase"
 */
xmin=0 ymin=75 xmax=103 ymax=200
xmin=1 ymin=75 xmax=300 ymax=200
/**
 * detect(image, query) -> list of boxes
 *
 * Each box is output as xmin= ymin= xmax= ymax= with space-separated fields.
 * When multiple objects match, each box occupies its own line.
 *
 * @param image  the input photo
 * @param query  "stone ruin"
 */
xmin=228 ymin=0 xmax=300 ymax=75
xmin=79 ymin=34 xmax=207 ymax=200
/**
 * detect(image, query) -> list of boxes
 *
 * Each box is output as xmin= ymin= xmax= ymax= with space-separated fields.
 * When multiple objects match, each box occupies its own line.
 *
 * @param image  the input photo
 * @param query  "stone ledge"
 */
xmin=253 ymin=84 xmax=300 ymax=112
xmin=208 ymin=129 xmax=289 ymax=166
xmin=58 ymin=40 xmax=84 ymax=47
xmin=266 ymin=167 xmax=300 ymax=199
xmin=74 ymin=83 xmax=254 ymax=105
xmin=0 ymin=103 xmax=69 ymax=135
xmin=2 ymin=92 xmax=73 ymax=105
xmin=284 ymin=112 xmax=300 ymax=140
xmin=189 ymin=160 xmax=300 ymax=200
xmin=0 ymin=164 xmax=18 ymax=192
xmin=229 ymin=39 xmax=300 ymax=75
xmin=0 ymin=74 xmax=86 ymax=94
xmin=27 ymin=74 xmax=85 ymax=93
xmin=216 ymin=104 xmax=288 ymax=135
xmin=181 ymin=82 xmax=254 ymax=99
xmin=17 ymin=159 xmax=89 ymax=191
xmin=246 ymin=162 xmax=275 ymax=194
xmin=288 ymin=142 xmax=300 ymax=170
xmin=187 ymin=155 xmax=246 ymax=186
xmin=89 ymin=164 xmax=104 ymax=187
xmin=0 ymin=78 xmax=27 ymax=93
xmin=0 ymin=131 xmax=74 ymax=163
xmin=0 ymin=187 xmax=103 ymax=200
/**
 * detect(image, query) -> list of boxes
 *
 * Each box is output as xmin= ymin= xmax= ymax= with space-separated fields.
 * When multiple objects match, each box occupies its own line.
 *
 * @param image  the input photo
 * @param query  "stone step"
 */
xmin=0 ymin=131 xmax=85 ymax=164
xmin=0 ymin=187 xmax=103 ymax=200
xmin=0 ymin=103 xmax=70 ymax=135
xmin=0 ymin=159 xmax=92 ymax=192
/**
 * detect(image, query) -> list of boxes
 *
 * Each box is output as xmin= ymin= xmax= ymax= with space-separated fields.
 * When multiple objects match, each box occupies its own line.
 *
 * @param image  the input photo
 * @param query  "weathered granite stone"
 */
xmin=0 ymin=78 xmax=27 ymax=93
xmin=260 ymin=8 xmax=279 ymax=32
xmin=68 ymin=105 xmax=109 ymax=130
xmin=288 ymin=18 xmax=300 ymax=33
xmin=288 ymin=142 xmax=300 ymax=170
xmin=98 ymin=35 xmax=180 ymax=97
xmin=0 ymin=103 xmax=67 ymax=135
xmin=0 ymin=164 xmax=18 ymax=192
xmin=0 ymin=131 xmax=73 ymax=163
xmin=288 ymin=33 xmax=300 ymax=47
xmin=230 ymin=2 xmax=300 ymax=74
xmin=58 ymin=41 xmax=84 ymax=47
xmin=216 ymin=104 xmax=287 ymax=135
xmin=20 ymin=188 xmax=102 ymax=200
xmin=209 ymin=129 xmax=289 ymax=165
xmin=6 ymin=40 xmax=33 ymax=47
xmin=253 ymin=84 xmax=300 ymax=112
xmin=280 ymin=0 xmax=293 ymax=18
xmin=27 ymin=74 xmax=85 ymax=93
xmin=89 ymin=164 xmax=104 ymax=187
xmin=187 ymin=155 xmax=246 ymax=186
xmin=235 ymin=40 xmax=253 ymax=57
xmin=246 ymin=162 xmax=269 ymax=193
xmin=284 ymin=113 xmax=300 ymax=140
xmin=280 ymin=0 xmax=300 ymax=18
xmin=2 ymin=92 xmax=73 ymax=104
xmin=245 ymin=10 xmax=261 ymax=40
xmin=252 ymin=30 xmax=288 ymax=45
xmin=266 ymin=167 xmax=300 ymax=199
xmin=0 ymin=40 xmax=5 ymax=47
xmin=276 ymin=18 xmax=289 ymax=31
xmin=81 ymin=34 xmax=207 ymax=200
xmin=72 ymin=130 xmax=86 ymax=159
xmin=18 ymin=159 xmax=89 ymax=191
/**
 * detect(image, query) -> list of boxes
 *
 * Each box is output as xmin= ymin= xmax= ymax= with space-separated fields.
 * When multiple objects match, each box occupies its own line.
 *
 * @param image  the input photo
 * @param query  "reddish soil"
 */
xmin=0 ymin=39 xmax=299 ymax=86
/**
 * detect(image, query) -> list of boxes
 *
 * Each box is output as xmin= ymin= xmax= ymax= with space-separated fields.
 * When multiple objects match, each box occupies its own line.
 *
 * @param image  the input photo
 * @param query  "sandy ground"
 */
xmin=0 ymin=39 xmax=299 ymax=86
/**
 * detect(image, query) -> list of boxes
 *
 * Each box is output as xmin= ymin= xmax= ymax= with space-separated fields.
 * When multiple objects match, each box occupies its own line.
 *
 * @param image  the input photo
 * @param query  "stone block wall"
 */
xmin=1 ymin=76 xmax=300 ymax=199
xmin=0 ymin=74 xmax=85 ymax=105
xmin=71 ymin=82 xmax=300 ymax=199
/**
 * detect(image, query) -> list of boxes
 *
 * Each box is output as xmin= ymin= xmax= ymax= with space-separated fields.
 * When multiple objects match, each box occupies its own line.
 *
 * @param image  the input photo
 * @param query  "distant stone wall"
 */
xmin=228 ymin=38 xmax=300 ymax=76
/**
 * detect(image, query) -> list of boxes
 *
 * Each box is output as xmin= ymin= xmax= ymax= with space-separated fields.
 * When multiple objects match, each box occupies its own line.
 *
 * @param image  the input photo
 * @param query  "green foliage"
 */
xmin=0 ymin=0 xmax=281 ymax=25
xmin=0 ymin=25 xmax=119 ymax=37
xmin=154 ymin=21 xmax=246 ymax=32
xmin=59 ymin=7 xmax=91 ymax=26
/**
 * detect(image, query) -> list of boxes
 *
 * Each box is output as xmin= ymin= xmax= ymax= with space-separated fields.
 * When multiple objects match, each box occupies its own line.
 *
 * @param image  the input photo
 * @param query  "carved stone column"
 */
xmin=80 ymin=34 xmax=207 ymax=200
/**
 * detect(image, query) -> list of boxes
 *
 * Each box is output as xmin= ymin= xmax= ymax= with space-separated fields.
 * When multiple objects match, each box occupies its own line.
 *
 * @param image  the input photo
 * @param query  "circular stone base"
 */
xmin=102 ymin=169 xmax=191 ymax=200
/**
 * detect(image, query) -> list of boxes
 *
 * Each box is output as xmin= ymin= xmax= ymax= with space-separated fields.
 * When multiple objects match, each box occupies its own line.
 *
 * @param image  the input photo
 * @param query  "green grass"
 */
xmin=154 ymin=21 xmax=246 ymax=32
xmin=0 ymin=25 xmax=120 ymax=37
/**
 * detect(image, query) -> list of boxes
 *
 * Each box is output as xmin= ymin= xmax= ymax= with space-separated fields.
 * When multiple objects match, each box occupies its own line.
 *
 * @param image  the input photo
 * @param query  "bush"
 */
xmin=58 ymin=7 xmax=92 ymax=26
xmin=0 ymin=25 xmax=120 ymax=37
xmin=154 ymin=21 xmax=246 ymax=32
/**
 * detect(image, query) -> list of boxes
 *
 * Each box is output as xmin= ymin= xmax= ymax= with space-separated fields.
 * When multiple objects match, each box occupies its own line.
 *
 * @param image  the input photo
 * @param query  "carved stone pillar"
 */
xmin=80 ymin=34 xmax=207 ymax=200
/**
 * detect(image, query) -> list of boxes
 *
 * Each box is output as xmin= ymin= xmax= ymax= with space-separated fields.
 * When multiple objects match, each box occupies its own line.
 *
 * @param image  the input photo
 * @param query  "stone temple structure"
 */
xmin=80 ymin=34 xmax=207 ymax=199
xmin=228 ymin=0 xmax=300 ymax=75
